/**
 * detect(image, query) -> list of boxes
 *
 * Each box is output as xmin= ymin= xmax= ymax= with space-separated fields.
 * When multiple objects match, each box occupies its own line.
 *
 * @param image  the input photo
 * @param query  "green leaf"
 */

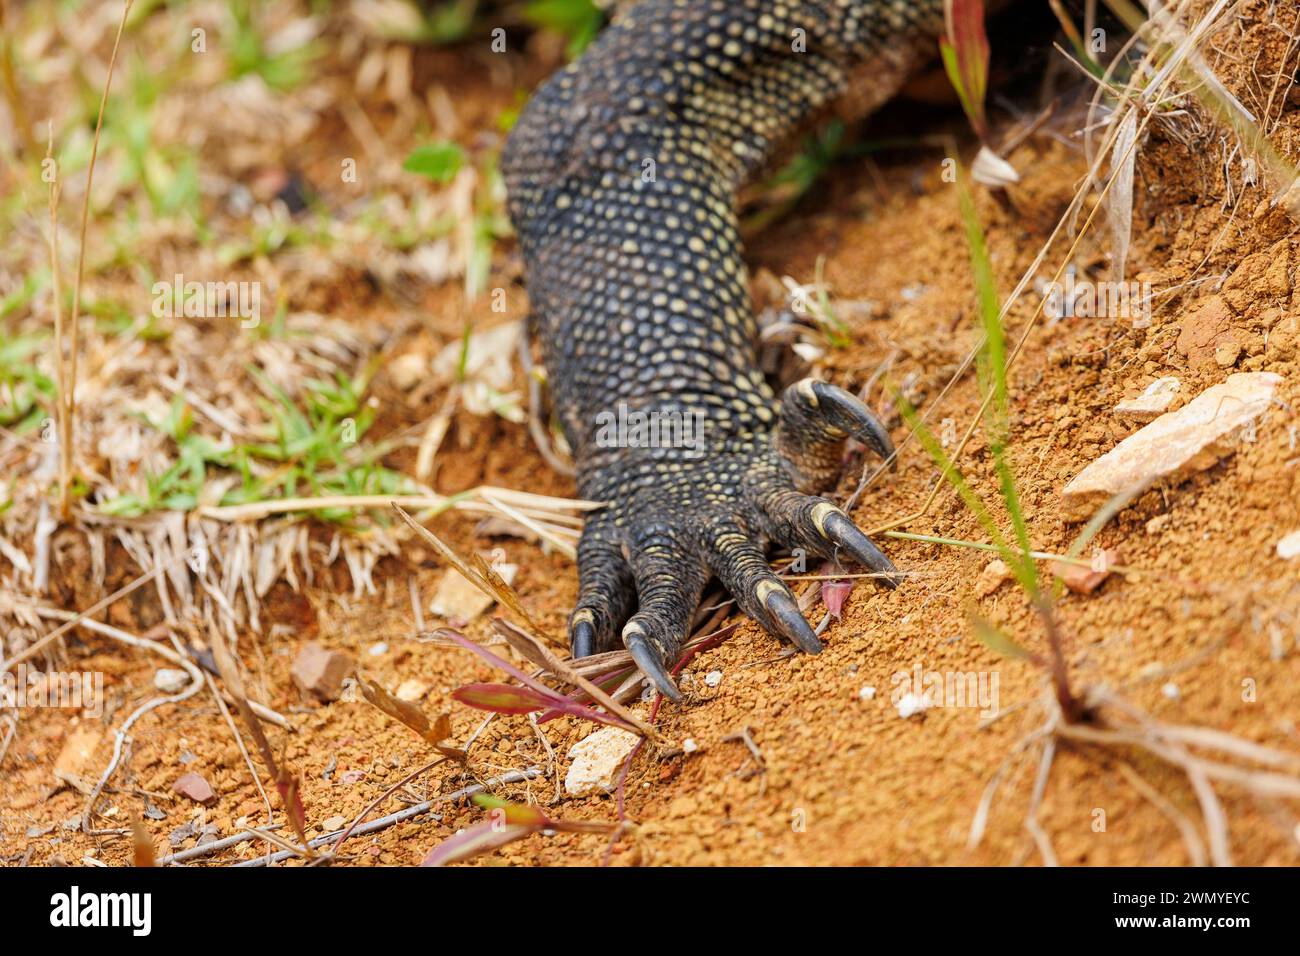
xmin=523 ymin=0 xmax=603 ymax=58
xmin=403 ymin=142 xmax=466 ymax=183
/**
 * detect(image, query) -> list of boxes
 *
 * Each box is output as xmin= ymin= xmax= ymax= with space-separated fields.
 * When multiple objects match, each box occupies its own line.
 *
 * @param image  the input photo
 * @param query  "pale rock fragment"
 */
xmin=896 ymin=693 xmax=929 ymax=719
xmin=976 ymin=559 xmax=1014 ymax=597
xmin=154 ymin=668 xmax=190 ymax=694
xmin=564 ymin=727 xmax=640 ymax=797
xmin=395 ymin=679 xmax=429 ymax=702
xmin=428 ymin=564 xmax=517 ymax=621
xmin=1063 ymin=373 xmax=1281 ymax=519
xmin=291 ymin=643 xmax=354 ymax=702
xmin=53 ymin=727 xmax=103 ymax=792
xmin=172 ymin=771 xmax=217 ymax=805
xmin=1113 ymin=377 xmax=1181 ymax=421
xmin=1050 ymin=549 xmax=1121 ymax=595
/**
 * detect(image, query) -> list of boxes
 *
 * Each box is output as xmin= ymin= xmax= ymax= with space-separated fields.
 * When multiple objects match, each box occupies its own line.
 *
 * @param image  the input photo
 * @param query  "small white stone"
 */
xmin=1162 ymin=682 xmax=1181 ymax=700
xmin=368 ymin=642 xmax=389 ymax=656
xmin=682 ymin=738 xmax=699 ymax=754
xmin=394 ymin=679 xmax=429 ymax=702
xmin=858 ymin=685 xmax=876 ymax=701
xmin=1277 ymin=530 xmax=1300 ymax=560
xmin=1114 ymin=376 xmax=1181 ymax=421
xmin=896 ymin=692 xmax=929 ymax=719
xmin=564 ymin=727 xmax=641 ymax=797
xmin=154 ymin=668 xmax=190 ymax=694
xmin=703 ymin=670 xmax=723 ymax=688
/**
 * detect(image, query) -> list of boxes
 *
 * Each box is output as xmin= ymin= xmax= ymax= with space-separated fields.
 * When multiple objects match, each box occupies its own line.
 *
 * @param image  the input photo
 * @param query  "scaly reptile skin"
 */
xmin=502 ymin=0 xmax=946 ymax=700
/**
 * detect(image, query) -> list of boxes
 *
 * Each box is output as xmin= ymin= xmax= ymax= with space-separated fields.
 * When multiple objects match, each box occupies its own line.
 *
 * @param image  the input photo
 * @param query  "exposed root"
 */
xmin=973 ymin=682 xmax=1300 ymax=867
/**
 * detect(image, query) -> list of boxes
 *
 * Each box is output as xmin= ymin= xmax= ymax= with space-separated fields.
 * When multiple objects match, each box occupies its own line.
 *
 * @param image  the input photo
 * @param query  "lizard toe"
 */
xmin=763 ymin=491 xmax=902 ymax=588
xmin=703 ymin=520 xmax=823 ymax=655
xmin=620 ymin=523 xmax=708 ymax=701
xmin=774 ymin=378 xmax=896 ymax=492
xmin=569 ymin=524 xmax=636 ymax=659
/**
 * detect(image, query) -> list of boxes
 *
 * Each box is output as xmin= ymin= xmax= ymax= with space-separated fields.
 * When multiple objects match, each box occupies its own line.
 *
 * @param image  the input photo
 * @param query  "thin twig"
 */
xmin=63 ymin=0 xmax=134 ymax=519
xmin=230 ymin=768 xmax=542 ymax=867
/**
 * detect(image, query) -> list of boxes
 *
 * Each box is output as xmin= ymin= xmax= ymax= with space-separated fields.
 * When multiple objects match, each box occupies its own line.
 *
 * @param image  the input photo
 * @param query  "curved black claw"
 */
xmin=624 ymin=621 xmax=682 ymax=702
xmin=571 ymin=615 xmax=596 ymax=659
xmin=568 ymin=525 xmax=636 ymax=659
xmin=775 ymin=378 xmax=895 ymax=491
xmin=815 ymin=504 xmax=902 ymax=588
xmin=760 ymin=582 xmax=823 ymax=654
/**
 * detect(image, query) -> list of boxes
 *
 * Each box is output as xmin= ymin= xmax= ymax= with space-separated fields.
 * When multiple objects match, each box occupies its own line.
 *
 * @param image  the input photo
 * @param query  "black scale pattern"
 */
xmin=502 ymin=0 xmax=945 ymax=698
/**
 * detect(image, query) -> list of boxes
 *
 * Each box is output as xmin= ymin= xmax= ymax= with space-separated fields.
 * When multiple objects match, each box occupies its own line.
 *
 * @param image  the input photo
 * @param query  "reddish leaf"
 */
xmin=420 ymin=820 xmax=539 ymax=867
xmin=275 ymin=774 xmax=309 ymax=850
xmin=821 ymin=580 xmax=854 ymax=620
xmin=940 ymin=0 xmax=990 ymax=140
xmin=441 ymin=629 xmax=642 ymax=733
xmin=451 ymin=682 xmax=552 ymax=715
xmin=131 ymin=817 xmax=155 ymax=868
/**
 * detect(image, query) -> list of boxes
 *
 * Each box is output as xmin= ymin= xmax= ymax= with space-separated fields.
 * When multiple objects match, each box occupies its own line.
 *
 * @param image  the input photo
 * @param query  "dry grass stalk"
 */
xmin=971 ymin=681 xmax=1300 ymax=867
xmin=479 ymin=489 xmax=577 ymax=559
xmin=392 ymin=502 xmax=553 ymax=642
xmin=60 ymin=0 xmax=134 ymax=519
xmin=197 ymin=487 xmax=601 ymax=523
xmin=44 ymin=122 xmax=69 ymax=515
xmin=208 ymin=628 xmax=312 ymax=857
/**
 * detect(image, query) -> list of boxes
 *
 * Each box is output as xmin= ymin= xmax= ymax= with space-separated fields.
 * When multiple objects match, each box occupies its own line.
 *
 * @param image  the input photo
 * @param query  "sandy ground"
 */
xmin=2 ymin=0 xmax=1299 ymax=867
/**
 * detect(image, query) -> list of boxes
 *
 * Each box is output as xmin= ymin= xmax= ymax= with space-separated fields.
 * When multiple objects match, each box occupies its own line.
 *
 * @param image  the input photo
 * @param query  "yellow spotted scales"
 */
xmin=502 ymin=0 xmax=945 ymax=698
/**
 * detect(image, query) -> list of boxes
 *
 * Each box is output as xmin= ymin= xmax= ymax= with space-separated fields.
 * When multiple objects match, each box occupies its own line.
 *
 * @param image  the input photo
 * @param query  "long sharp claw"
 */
xmin=571 ymin=616 xmax=596 ymax=659
xmin=820 ymin=509 xmax=902 ymax=588
xmin=761 ymin=583 xmax=823 ymax=654
xmin=813 ymin=381 xmax=894 ymax=463
xmin=624 ymin=623 xmax=682 ymax=702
